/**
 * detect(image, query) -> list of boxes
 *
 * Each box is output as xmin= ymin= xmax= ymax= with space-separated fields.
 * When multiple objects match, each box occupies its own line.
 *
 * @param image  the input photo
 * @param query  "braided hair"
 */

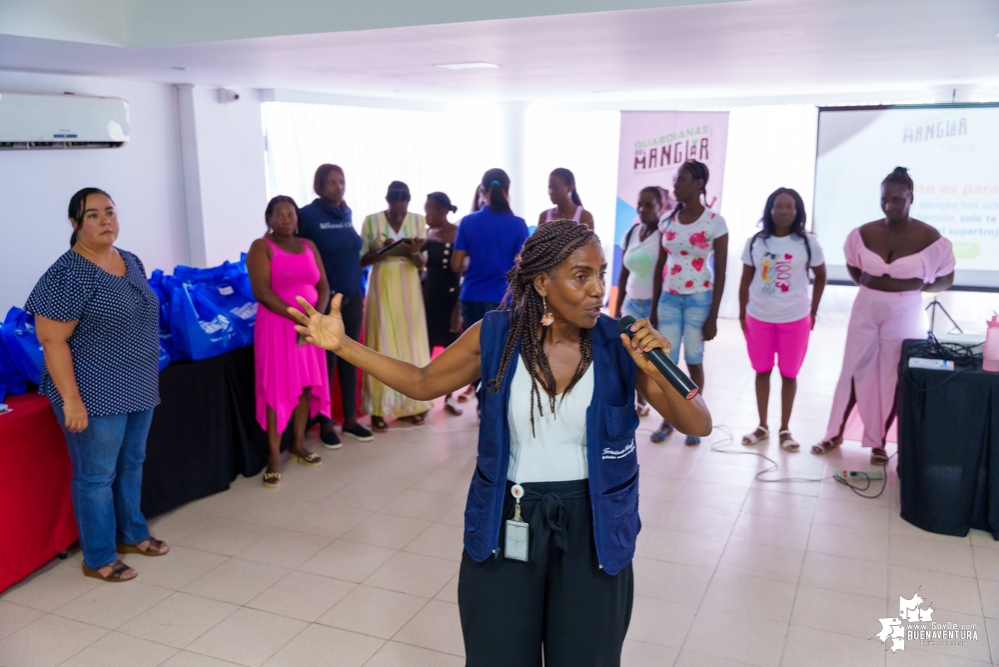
xmin=487 ymin=219 xmax=598 ymax=435
xmin=664 ymin=159 xmax=710 ymax=222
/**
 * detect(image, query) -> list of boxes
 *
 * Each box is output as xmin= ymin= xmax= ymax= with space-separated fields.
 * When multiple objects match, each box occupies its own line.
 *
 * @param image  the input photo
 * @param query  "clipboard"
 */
xmin=376 ymin=238 xmax=413 ymax=257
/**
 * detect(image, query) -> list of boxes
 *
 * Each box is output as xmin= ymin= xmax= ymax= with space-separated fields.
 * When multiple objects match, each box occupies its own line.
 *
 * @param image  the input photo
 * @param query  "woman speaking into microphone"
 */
xmin=290 ymin=220 xmax=711 ymax=666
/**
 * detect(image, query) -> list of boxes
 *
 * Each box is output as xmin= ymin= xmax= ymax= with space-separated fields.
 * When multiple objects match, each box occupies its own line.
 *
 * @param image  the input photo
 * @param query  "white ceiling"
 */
xmin=1 ymin=0 xmax=998 ymax=105
xmin=0 ymin=0 xmax=736 ymax=47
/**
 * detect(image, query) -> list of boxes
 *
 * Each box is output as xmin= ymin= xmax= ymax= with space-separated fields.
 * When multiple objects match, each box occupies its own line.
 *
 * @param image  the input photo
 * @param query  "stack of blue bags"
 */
xmin=0 ymin=256 xmax=258 ymax=404
xmin=151 ymin=255 xmax=258 ymax=367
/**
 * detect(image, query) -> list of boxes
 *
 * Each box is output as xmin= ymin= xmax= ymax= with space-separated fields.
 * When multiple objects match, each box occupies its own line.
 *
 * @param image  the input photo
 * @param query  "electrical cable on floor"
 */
xmin=705 ymin=423 xmax=890 ymax=499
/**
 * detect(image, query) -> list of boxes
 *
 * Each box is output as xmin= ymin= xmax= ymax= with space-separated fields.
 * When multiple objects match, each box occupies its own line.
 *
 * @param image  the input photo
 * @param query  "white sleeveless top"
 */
xmin=545 ymin=205 xmax=584 ymax=224
xmin=507 ymin=354 xmax=594 ymax=483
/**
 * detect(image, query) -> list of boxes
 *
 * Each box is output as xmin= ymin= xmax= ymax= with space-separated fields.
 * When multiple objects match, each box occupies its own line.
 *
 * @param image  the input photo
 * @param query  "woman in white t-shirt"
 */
xmin=738 ymin=188 xmax=827 ymax=451
xmin=650 ymin=160 xmax=729 ymax=445
xmin=614 ymin=186 xmax=664 ymax=415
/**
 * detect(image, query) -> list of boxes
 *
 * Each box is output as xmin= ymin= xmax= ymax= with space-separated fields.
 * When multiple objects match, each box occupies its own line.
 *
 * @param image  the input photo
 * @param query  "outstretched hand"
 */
xmin=619 ymin=318 xmax=672 ymax=377
xmin=289 ymin=293 xmax=346 ymax=352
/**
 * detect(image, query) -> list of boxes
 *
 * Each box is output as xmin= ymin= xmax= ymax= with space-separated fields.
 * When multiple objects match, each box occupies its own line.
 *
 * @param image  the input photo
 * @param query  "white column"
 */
xmin=501 ymin=102 xmax=528 ymax=219
xmin=176 ymin=84 xmax=207 ymax=267
xmin=174 ymin=84 xmax=268 ymax=268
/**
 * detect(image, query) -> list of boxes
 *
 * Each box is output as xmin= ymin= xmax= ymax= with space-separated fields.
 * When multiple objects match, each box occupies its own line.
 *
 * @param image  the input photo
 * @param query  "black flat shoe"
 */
xmin=341 ymin=423 xmax=374 ymax=442
xmin=320 ymin=429 xmax=342 ymax=450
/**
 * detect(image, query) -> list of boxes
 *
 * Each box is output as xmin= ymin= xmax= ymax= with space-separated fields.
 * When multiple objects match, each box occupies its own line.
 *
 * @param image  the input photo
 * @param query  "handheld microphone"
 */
xmin=617 ymin=315 xmax=700 ymax=400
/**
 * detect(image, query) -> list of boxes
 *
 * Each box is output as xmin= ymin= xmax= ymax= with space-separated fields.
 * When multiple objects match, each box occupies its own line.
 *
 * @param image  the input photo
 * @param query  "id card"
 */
xmin=504 ymin=519 xmax=530 ymax=561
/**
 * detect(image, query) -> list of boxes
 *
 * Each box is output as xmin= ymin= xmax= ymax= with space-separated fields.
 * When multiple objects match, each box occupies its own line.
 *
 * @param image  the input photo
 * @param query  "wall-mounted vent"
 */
xmin=0 ymin=91 xmax=130 ymax=149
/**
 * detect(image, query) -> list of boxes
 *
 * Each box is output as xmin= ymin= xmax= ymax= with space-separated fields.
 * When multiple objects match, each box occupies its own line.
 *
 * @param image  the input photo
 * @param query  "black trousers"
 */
xmin=458 ymin=479 xmax=634 ymax=667
xmin=316 ymin=292 xmax=363 ymax=425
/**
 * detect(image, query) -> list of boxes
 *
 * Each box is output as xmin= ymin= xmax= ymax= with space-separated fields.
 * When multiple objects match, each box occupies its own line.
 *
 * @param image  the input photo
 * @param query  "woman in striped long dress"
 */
xmin=359 ymin=181 xmax=435 ymax=431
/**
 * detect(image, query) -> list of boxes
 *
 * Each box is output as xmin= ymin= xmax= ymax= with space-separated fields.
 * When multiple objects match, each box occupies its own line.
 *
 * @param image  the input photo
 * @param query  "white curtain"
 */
xmin=261 ymin=100 xmax=998 ymax=333
xmin=262 ymin=102 xmax=505 ymax=225
xmin=522 ymin=108 xmax=621 ymax=262
xmin=716 ymin=105 xmax=834 ymax=320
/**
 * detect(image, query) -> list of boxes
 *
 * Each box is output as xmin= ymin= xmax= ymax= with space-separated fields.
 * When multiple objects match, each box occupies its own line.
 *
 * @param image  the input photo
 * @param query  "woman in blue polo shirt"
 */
xmin=451 ymin=168 xmax=529 ymax=328
xmin=289 ymin=220 xmax=711 ymax=666
xmin=298 ymin=164 xmax=373 ymax=447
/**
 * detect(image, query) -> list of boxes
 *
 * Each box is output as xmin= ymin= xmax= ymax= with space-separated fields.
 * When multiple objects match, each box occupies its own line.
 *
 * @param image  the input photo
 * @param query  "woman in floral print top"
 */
xmin=650 ymin=160 xmax=728 ymax=445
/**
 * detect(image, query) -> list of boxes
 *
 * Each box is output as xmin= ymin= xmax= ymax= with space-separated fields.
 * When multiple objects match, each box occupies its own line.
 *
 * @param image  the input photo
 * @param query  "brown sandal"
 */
xmin=83 ymin=559 xmax=137 ymax=582
xmin=371 ymin=416 xmax=388 ymax=433
xmin=403 ymin=412 xmax=427 ymax=427
xmin=263 ymin=471 xmax=281 ymax=489
xmin=291 ymin=452 xmax=322 ymax=467
xmin=117 ymin=538 xmax=169 ymax=557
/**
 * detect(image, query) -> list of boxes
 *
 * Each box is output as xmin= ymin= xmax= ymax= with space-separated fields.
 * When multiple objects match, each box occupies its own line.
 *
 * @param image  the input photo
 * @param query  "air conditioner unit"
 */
xmin=0 ymin=91 xmax=130 ymax=149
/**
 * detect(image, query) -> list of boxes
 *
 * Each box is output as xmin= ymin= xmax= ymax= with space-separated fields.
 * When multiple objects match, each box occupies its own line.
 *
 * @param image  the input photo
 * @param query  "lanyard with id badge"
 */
xmin=505 ymin=483 xmax=530 ymax=561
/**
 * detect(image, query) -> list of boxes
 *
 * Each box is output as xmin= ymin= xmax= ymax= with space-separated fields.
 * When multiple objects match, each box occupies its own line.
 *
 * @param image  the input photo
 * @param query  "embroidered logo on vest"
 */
xmin=602 ymin=439 xmax=636 ymax=460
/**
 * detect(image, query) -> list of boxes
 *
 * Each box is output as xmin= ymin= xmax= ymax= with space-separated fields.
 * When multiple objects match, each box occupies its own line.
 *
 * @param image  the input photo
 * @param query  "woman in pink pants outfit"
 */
xmin=812 ymin=168 xmax=955 ymax=465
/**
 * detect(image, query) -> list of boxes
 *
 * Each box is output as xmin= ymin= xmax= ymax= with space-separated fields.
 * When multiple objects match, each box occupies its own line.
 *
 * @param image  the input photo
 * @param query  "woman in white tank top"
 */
xmin=537 ymin=168 xmax=594 ymax=230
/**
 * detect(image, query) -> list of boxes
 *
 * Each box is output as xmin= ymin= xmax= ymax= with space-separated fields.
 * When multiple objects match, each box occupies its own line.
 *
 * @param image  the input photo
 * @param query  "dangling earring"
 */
xmin=541 ymin=297 xmax=555 ymax=327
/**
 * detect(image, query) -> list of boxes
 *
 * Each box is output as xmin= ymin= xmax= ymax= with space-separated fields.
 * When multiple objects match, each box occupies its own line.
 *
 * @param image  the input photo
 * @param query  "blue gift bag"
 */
xmin=0 ymin=323 xmax=27 ymax=403
xmin=166 ymin=277 xmax=241 ymax=360
xmin=172 ymin=259 xmax=257 ymax=348
xmin=148 ymin=270 xmax=176 ymax=367
xmin=199 ymin=265 xmax=257 ymax=347
xmin=1 ymin=307 xmax=44 ymax=385
xmin=157 ymin=342 xmax=172 ymax=371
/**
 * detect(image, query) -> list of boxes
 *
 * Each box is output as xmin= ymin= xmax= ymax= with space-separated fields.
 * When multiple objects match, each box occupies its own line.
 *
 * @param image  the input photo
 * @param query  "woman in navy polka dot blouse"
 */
xmin=26 ymin=188 xmax=169 ymax=583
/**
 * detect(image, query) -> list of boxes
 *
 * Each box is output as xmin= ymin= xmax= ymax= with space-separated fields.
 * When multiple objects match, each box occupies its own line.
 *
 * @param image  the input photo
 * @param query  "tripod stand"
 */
xmin=925 ymin=297 xmax=962 ymax=334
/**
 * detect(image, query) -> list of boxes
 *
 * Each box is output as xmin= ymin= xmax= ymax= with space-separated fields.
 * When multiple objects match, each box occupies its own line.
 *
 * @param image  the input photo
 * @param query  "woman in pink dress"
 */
xmin=812 ymin=168 xmax=955 ymax=464
xmin=247 ymin=196 xmax=332 ymax=488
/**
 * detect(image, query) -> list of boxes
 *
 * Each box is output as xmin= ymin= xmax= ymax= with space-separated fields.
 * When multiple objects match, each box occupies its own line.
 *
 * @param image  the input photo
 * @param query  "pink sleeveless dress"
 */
xmin=823 ymin=228 xmax=955 ymax=449
xmin=254 ymin=238 xmax=331 ymax=431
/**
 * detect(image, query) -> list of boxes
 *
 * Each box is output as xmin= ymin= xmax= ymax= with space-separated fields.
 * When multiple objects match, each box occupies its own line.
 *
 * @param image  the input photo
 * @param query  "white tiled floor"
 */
xmin=2 ymin=319 xmax=997 ymax=666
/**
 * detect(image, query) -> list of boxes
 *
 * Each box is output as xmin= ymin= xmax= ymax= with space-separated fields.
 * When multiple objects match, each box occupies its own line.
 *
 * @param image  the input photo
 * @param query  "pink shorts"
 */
xmin=744 ymin=314 xmax=811 ymax=378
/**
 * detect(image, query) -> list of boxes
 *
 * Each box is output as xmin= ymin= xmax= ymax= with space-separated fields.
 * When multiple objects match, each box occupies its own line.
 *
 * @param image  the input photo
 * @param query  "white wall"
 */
xmin=262 ymin=101 xmax=506 ymax=224
xmin=182 ymin=85 xmax=268 ymax=267
xmin=523 ymin=107 xmax=621 ymax=258
xmin=0 ymin=72 xmax=188 ymax=308
xmin=0 ymin=73 xmax=270 ymax=310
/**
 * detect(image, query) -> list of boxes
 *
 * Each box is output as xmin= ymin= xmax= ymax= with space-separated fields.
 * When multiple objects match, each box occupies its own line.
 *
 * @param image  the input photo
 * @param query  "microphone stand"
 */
xmin=925 ymin=297 xmax=962 ymax=334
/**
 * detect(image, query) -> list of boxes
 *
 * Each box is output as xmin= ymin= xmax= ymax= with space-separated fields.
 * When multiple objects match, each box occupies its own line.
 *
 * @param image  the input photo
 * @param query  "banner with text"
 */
xmin=613 ymin=111 xmax=730 ymax=296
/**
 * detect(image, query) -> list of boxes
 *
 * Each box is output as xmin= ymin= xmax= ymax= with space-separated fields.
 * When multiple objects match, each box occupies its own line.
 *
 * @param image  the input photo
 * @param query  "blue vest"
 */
xmin=464 ymin=310 xmax=641 ymax=576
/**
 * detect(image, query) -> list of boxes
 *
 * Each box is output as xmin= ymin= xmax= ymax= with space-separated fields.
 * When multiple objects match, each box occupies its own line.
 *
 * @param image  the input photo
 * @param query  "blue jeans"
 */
xmin=655 ymin=290 xmax=713 ymax=365
xmin=52 ymin=404 xmax=154 ymax=570
xmin=621 ymin=297 xmax=653 ymax=322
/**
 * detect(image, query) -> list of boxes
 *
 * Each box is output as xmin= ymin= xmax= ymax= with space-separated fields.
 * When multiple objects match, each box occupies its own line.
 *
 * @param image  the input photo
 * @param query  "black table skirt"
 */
xmin=141 ymin=346 xmax=269 ymax=518
xmin=897 ymin=340 xmax=999 ymax=539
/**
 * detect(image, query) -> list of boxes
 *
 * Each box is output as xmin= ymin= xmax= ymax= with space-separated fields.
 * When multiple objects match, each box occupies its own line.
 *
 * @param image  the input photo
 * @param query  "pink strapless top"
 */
xmin=545 ymin=205 xmax=583 ymax=223
xmin=845 ymin=228 xmax=955 ymax=284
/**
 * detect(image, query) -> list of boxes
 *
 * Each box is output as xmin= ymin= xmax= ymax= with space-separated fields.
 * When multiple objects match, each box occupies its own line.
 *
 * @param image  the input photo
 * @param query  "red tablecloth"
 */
xmin=0 ymin=394 xmax=77 ymax=593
